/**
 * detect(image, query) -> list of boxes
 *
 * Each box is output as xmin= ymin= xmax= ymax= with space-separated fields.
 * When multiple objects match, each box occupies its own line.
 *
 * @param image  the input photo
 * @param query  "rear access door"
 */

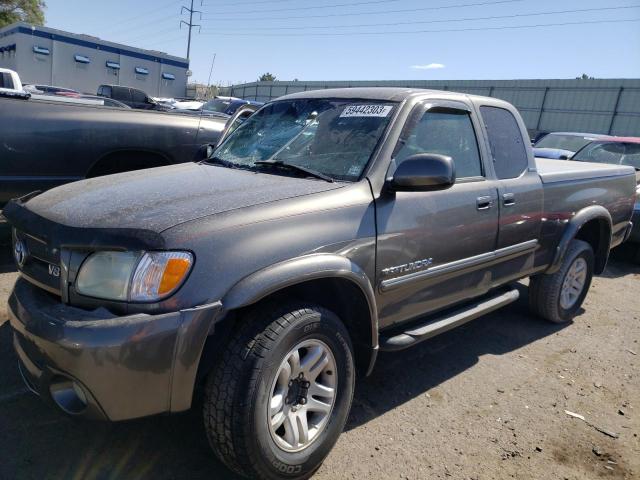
xmin=475 ymin=102 xmax=543 ymax=285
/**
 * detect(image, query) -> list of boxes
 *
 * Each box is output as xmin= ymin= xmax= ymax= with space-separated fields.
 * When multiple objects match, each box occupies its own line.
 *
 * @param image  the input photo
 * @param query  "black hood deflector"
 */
xmin=4 ymin=198 xmax=166 ymax=251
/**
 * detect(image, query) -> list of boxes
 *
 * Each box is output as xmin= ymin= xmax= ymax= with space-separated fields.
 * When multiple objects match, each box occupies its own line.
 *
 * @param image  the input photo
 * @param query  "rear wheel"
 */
xmin=529 ymin=239 xmax=594 ymax=323
xmin=203 ymin=302 xmax=355 ymax=480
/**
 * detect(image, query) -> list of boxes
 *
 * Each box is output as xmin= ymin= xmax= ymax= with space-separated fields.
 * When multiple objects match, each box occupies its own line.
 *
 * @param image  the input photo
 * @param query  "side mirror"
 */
xmin=559 ymin=154 xmax=570 ymax=160
xmin=388 ymin=153 xmax=456 ymax=192
xmin=196 ymin=143 xmax=215 ymax=161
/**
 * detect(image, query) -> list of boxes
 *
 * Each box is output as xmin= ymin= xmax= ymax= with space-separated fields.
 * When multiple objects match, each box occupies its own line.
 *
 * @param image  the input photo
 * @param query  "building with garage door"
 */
xmin=0 ymin=22 xmax=188 ymax=98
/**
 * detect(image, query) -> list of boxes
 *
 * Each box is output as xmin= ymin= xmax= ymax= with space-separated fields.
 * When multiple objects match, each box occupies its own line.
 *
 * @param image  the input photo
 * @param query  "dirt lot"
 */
xmin=0 ymin=248 xmax=638 ymax=480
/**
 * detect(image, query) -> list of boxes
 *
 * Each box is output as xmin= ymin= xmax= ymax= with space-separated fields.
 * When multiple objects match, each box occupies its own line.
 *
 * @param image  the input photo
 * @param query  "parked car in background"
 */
xmin=175 ymin=96 xmax=263 ymax=118
xmin=23 ymin=84 xmax=80 ymax=97
xmin=97 ymin=84 xmax=170 ymax=111
xmin=173 ymin=99 xmax=204 ymax=110
xmin=572 ymin=137 xmax=640 ymax=169
xmin=0 ymin=68 xmax=24 ymax=94
xmin=533 ymin=132 xmax=611 ymax=159
xmin=78 ymin=95 xmax=131 ymax=109
xmin=571 ymin=137 xmax=640 ymax=258
xmin=0 ymin=73 xmax=249 ymax=205
xmin=4 ymin=88 xmax=636 ymax=480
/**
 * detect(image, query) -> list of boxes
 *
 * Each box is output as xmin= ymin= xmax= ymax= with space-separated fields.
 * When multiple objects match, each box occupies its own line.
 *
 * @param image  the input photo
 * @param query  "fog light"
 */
xmin=49 ymin=377 xmax=88 ymax=415
xmin=72 ymin=381 xmax=88 ymax=405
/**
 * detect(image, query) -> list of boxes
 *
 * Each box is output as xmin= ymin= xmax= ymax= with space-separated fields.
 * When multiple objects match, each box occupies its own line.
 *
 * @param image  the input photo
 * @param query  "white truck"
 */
xmin=0 ymin=68 xmax=24 ymax=95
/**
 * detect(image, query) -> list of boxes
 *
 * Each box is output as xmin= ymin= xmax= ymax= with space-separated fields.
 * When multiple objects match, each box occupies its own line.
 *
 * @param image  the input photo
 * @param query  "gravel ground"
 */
xmin=0 ymin=249 xmax=638 ymax=480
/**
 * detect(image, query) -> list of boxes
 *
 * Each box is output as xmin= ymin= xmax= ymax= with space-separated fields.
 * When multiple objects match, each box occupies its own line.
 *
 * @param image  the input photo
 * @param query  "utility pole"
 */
xmin=181 ymin=0 xmax=201 ymax=60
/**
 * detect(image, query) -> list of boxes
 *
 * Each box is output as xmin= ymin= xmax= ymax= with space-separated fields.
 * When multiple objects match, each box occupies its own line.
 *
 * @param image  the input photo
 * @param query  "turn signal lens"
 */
xmin=159 ymin=257 xmax=192 ymax=295
xmin=129 ymin=252 xmax=193 ymax=302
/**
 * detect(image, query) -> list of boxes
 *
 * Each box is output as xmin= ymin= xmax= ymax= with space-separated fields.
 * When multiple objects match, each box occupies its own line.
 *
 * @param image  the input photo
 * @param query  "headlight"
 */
xmin=76 ymin=251 xmax=193 ymax=302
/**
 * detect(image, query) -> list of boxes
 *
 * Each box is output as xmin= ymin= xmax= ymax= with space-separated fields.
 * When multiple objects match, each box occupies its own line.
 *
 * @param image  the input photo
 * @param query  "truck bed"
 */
xmin=535 ymin=157 xmax=634 ymax=183
xmin=534 ymin=157 xmax=636 ymax=267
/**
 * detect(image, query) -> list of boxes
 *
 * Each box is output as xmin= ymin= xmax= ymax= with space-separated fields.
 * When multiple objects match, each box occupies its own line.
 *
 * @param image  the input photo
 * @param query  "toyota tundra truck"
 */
xmin=4 ymin=88 xmax=637 ymax=480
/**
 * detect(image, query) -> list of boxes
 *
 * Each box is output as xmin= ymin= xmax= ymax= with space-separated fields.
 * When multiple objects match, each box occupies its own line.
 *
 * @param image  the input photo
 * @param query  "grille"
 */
xmin=14 ymin=229 xmax=62 ymax=296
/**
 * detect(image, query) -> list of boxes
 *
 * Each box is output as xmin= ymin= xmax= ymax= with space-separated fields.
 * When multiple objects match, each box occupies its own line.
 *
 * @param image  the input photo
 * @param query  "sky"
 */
xmin=43 ymin=0 xmax=640 ymax=85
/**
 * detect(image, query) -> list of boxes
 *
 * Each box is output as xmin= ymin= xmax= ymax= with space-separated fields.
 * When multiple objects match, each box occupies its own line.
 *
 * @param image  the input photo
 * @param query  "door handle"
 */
xmin=503 ymin=193 xmax=516 ymax=206
xmin=476 ymin=196 xmax=493 ymax=210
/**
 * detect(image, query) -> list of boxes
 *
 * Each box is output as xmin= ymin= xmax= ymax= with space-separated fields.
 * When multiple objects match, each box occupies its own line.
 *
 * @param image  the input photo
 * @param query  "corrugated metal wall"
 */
xmin=0 ymin=23 xmax=189 ymax=98
xmin=220 ymin=79 xmax=640 ymax=136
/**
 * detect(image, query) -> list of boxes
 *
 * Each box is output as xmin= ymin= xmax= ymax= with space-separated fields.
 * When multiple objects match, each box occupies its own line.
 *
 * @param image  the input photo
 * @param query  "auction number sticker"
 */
xmin=340 ymin=104 xmax=393 ymax=118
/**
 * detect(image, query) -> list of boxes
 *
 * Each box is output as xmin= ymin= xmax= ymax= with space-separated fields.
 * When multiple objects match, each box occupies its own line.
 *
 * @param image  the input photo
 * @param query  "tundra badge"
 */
xmin=382 ymin=258 xmax=433 ymax=276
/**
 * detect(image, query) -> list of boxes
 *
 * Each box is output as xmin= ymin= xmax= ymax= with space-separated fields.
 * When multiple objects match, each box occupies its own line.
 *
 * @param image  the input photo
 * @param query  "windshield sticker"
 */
xmin=348 ymin=165 xmax=361 ymax=176
xmin=340 ymin=105 xmax=393 ymax=118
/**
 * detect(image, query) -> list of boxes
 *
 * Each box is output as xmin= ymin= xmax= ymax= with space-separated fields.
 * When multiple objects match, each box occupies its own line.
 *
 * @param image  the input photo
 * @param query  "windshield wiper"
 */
xmin=205 ymin=156 xmax=238 ymax=169
xmin=255 ymin=160 xmax=334 ymax=183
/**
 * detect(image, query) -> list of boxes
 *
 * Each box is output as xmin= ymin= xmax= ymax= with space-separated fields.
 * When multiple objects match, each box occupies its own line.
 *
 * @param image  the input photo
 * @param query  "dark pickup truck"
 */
xmin=4 ymin=88 xmax=637 ymax=480
xmin=0 ymin=88 xmax=249 ymax=206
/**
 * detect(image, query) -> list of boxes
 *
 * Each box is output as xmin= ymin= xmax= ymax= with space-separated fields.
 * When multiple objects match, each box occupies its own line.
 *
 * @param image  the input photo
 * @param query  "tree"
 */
xmin=576 ymin=73 xmax=594 ymax=80
xmin=0 ymin=0 xmax=46 ymax=28
xmin=258 ymin=72 xmax=276 ymax=82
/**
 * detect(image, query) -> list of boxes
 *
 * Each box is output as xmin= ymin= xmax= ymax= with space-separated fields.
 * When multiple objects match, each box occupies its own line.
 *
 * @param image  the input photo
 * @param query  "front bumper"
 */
xmin=8 ymin=277 xmax=223 ymax=421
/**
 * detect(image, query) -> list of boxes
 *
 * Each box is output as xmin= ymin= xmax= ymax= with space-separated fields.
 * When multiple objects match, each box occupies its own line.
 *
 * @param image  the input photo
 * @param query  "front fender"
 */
xmin=547 ymin=205 xmax=612 ymax=275
xmin=222 ymin=253 xmax=379 ymax=351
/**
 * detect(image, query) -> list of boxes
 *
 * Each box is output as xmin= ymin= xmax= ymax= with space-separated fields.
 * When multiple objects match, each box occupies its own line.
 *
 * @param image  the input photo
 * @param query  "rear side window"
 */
xmin=0 ymin=72 xmax=13 ymax=89
xmin=131 ymin=89 xmax=147 ymax=103
xmin=395 ymin=108 xmax=482 ymax=178
xmin=480 ymin=106 xmax=528 ymax=179
xmin=98 ymin=85 xmax=112 ymax=97
xmin=113 ymin=86 xmax=129 ymax=101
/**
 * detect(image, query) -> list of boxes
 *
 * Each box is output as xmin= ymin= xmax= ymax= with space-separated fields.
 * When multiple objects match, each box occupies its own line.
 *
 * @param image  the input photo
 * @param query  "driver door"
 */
xmin=375 ymin=101 xmax=499 ymax=329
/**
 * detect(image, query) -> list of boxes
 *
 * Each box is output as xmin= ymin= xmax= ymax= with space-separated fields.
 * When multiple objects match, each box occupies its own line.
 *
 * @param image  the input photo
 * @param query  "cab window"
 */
xmin=395 ymin=108 xmax=483 ymax=179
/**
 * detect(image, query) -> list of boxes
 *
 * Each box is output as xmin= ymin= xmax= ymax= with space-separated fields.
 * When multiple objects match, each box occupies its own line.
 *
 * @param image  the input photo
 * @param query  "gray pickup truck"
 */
xmin=0 ymin=88 xmax=254 ymax=206
xmin=4 ymin=88 xmax=637 ymax=480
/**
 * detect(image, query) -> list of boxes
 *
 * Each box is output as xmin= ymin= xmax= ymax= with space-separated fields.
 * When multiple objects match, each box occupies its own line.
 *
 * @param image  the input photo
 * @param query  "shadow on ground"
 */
xmin=0 ymin=246 xmax=15 ymax=274
xmin=346 ymin=284 xmax=568 ymax=430
xmin=0 ymin=282 xmax=570 ymax=480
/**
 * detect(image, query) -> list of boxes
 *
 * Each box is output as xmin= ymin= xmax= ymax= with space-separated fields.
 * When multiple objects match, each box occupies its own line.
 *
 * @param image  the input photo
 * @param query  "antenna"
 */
xmin=195 ymin=53 xmax=217 ymax=144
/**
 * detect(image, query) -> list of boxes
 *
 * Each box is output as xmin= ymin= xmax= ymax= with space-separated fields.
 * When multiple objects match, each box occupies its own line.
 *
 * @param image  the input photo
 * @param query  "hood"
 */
xmin=22 ymin=162 xmax=345 ymax=232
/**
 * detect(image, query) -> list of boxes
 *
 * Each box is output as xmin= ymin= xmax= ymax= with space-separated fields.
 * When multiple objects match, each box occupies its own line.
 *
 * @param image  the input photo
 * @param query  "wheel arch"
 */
xmin=86 ymin=149 xmax=174 ymax=178
xmin=196 ymin=255 xmax=379 ymax=382
xmin=547 ymin=205 xmax=612 ymax=275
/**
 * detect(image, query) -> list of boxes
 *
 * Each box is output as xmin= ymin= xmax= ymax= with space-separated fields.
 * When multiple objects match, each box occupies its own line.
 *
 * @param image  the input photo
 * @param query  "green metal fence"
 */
xmin=219 ymin=79 xmax=640 ymax=137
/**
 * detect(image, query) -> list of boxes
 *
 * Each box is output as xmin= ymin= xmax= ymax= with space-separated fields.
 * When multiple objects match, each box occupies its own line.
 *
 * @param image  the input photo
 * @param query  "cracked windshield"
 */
xmin=211 ymin=99 xmax=396 ymax=181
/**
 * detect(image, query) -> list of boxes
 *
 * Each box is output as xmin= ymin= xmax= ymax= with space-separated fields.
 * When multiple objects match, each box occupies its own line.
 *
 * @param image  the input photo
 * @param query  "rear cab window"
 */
xmin=98 ymin=85 xmax=112 ymax=97
xmin=480 ymin=106 xmax=529 ymax=179
xmin=0 ymin=72 xmax=14 ymax=89
xmin=131 ymin=89 xmax=147 ymax=104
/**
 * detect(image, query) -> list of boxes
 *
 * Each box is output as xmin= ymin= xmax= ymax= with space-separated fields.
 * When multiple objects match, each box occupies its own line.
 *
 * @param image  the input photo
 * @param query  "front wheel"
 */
xmin=529 ymin=239 xmax=594 ymax=323
xmin=203 ymin=302 xmax=355 ymax=480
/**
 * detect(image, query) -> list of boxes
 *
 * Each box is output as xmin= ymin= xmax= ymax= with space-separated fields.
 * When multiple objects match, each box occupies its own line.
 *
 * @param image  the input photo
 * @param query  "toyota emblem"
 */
xmin=14 ymin=237 xmax=28 ymax=268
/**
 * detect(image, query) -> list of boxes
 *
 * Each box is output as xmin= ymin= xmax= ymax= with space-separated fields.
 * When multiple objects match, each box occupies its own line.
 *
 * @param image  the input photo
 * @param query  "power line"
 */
xmin=117 ymin=26 xmax=183 ymax=46
xmin=202 ymin=0 xmax=306 ymax=6
xmin=100 ymin=0 xmax=183 ymax=34
xmin=112 ymin=17 xmax=181 ymax=44
xmin=203 ymin=0 xmax=401 ymax=16
xmin=200 ymin=5 xmax=640 ymax=32
xmin=201 ymin=0 xmax=525 ymax=21
xmin=198 ymin=17 xmax=640 ymax=36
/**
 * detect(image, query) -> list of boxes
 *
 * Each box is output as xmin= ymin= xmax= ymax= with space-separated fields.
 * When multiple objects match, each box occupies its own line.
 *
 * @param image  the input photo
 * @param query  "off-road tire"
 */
xmin=203 ymin=302 xmax=355 ymax=480
xmin=529 ymin=239 xmax=594 ymax=323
